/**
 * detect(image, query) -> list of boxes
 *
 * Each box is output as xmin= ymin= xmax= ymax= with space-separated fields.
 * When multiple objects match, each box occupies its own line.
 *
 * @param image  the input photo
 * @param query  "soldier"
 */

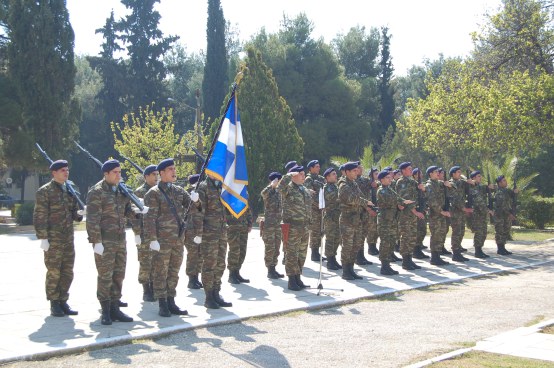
xmin=196 ymin=171 xmax=233 ymax=308
xmin=304 ymin=160 xmax=326 ymax=262
xmin=437 ymin=167 xmax=452 ymax=255
xmin=279 ymin=165 xmax=312 ymax=291
xmin=395 ymin=162 xmax=425 ymax=270
xmin=34 ymin=160 xmax=84 ymax=317
xmin=412 ymin=168 xmax=430 ymax=259
xmin=494 ymin=175 xmax=519 ymax=255
xmin=260 ymin=172 xmax=285 ymax=279
xmin=338 ymin=162 xmax=374 ymax=280
xmin=355 ymin=163 xmax=373 ymax=266
xmin=468 ymin=171 xmax=493 ymax=258
xmin=377 ymin=170 xmax=414 ymax=275
xmin=226 ymin=205 xmax=253 ymax=284
xmin=144 ymin=158 xmax=199 ymax=317
xmin=133 ymin=164 xmax=158 ymax=302
xmin=184 ymin=174 xmax=204 ymax=289
xmin=392 ymin=168 xmax=402 ymax=253
xmin=448 ymin=166 xmax=474 ymax=262
xmin=367 ymin=167 xmax=380 ymax=256
xmin=86 ymin=159 xmax=146 ymax=325
xmin=322 ymin=168 xmax=342 ymax=271
xmin=424 ymin=166 xmax=452 ymax=266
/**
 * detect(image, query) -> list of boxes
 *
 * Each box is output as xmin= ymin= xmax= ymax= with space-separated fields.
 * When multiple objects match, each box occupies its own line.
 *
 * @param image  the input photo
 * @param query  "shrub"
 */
xmin=15 ymin=202 xmax=34 ymax=226
xmin=519 ymin=196 xmax=554 ymax=230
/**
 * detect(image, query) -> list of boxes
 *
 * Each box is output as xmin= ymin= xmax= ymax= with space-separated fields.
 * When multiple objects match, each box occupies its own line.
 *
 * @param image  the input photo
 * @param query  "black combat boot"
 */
xmin=267 ymin=266 xmax=283 ymax=279
xmin=474 ymin=247 xmax=490 ymax=259
xmin=111 ymin=302 xmax=134 ymax=322
xmin=497 ymin=244 xmax=513 ymax=255
xmin=236 ymin=270 xmax=250 ymax=283
xmin=117 ymin=300 xmax=128 ymax=307
xmin=380 ymin=261 xmax=399 ymax=276
xmin=368 ymin=243 xmax=379 ymax=256
xmin=158 ymin=298 xmax=171 ymax=317
xmin=60 ymin=301 xmax=78 ymax=315
xmin=311 ymin=247 xmax=326 ymax=262
xmin=187 ymin=275 xmax=202 ymax=289
xmin=351 ymin=264 xmax=363 ymax=279
xmin=441 ymin=247 xmax=452 ymax=255
xmin=204 ymin=289 xmax=220 ymax=309
xmin=355 ymin=249 xmax=372 ymax=265
xmin=391 ymin=252 xmax=402 ymax=262
xmin=228 ymin=270 xmax=241 ymax=284
xmin=213 ymin=288 xmax=233 ymax=307
xmin=420 ymin=243 xmax=428 ymax=249
xmin=288 ymin=275 xmax=301 ymax=291
xmin=326 ymin=256 xmax=341 ymax=271
xmin=167 ymin=296 xmax=188 ymax=315
xmin=430 ymin=251 xmax=450 ymax=266
xmin=402 ymin=255 xmax=416 ymax=270
xmin=142 ymin=282 xmax=155 ymax=301
xmin=100 ymin=301 xmax=112 ymax=325
xmin=395 ymin=241 xmax=400 ymax=252
xmin=296 ymin=274 xmax=310 ymax=289
xmin=460 ymin=246 xmax=468 ymax=253
xmin=452 ymin=250 xmax=469 ymax=262
xmin=341 ymin=264 xmax=355 ymax=280
xmin=413 ymin=245 xmax=430 ymax=259
xmin=50 ymin=300 xmax=65 ymax=317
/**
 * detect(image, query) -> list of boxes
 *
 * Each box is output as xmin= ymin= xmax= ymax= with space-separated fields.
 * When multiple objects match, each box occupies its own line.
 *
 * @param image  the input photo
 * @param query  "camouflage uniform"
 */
xmin=425 ymin=179 xmax=448 ymax=252
xmin=338 ymin=177 xmax=366 ymax=265
xmin=133 ymin=183 xmax=153 ymax=285
xmin=448 ymin=178 xmax=469 ymax=252
xmin=197 ymin=178 xmax=228 ymax=291
xmin=184 ymin=186 xmax=203 ymax=277
xmin=226 ymin=208 xmax=253 ymax=272
xmin=367 ymin=181 xmax=379 ymax=246
xmin=260 ymin=184 xmax=282 ymax=267
xmin=356 ymin=176 xmax=373 ymax=254
xmin=34 ymin=180 xmax=83 ymax=302
xmin=143 ymin=182 xmax=193 ymax=299
xmin=494 ymin=187 xmax=515 ymax=245
xmin=377 ymin=184 xmax=403 ymax=262
xmin=470 ymin=183 xmax=489 ymax=249
xmin=86 ymin=180 xmax=136 ymax=303
xmin=279 ymin=175 xmax=312 ymax=276
xmin=304 ymin=173 xmax=325 ymax=251
xmin=323 ymin=182 xmax=340 ymax=258
xmin=395 ymin=175 xmax=419 ymax=255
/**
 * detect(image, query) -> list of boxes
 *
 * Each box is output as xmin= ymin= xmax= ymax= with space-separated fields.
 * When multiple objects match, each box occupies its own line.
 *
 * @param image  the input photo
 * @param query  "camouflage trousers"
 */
xmin=262 ymin=223 xmax=282 ymax=267
xmin=340 ymin=212 xmax=362 ymax=264
xmin=309 ymin=208 xmax=323 ymax=249
xmin=357 ymin=212 xmax=369 ymax=252
xmin=428 ymin=213 xmax=447 ymax=252
xmin=137 ymin=242 xmax=153 ymax=284
xmin=378 ymin=220 xmax=395 ymax=262
xmin=152 ymin=238 xmax=184 ymax=299
xmin=398 ymin=211 xmax=417 ymax=256
xmin=285 ymin=224 xmax=309 ymax=276
xmin=201 ymin=229 xmax=228 ymax=290
xmin=94 ymin=240 xmax=126 ymax=302
xmin=324 ymin=212 xmax=340 ymax=258
xmin=44 ymin=239 xmax=75 ymax=301
xmin=416 ymin=216 xmax=427 ymax=245
xmin=472 ymin=211 xmax=488 ymax=249
xmin=184 ymin=230 xmax=203 ymax=276
xmin=450 ymin=210 xmax=466 ymax=251
xmin=367 ymin=214 xmax=379 ymax=244
xmin=227 ymin=224 xmax=248 ymax=271
xmin=494 ymin=214 xmax=512 ymax=245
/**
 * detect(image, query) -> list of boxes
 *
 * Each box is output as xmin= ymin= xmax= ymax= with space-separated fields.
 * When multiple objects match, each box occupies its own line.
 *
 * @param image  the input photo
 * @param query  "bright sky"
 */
xmin=66 ymin=0 xmax=502 ymax=75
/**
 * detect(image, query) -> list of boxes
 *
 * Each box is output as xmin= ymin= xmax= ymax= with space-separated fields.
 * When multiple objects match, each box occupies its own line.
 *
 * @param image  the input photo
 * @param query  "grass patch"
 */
xmin=541 ymin=325 xmax=554 ymax=335
xmin=429 ymin=350 xmax=554 ymax=367
xmin=525 ymin=315 xmax=546 ymax=327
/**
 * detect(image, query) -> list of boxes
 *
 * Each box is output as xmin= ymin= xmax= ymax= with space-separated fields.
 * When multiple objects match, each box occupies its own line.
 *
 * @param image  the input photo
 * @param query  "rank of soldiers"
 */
xmin=33 ymin=156 xmax=518 ymax=323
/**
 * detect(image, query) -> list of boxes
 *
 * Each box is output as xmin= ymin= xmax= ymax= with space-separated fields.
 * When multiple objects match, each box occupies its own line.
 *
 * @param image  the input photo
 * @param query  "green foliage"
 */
xmin=519 ymin=196 xmax=554 ymax=229
xmin=15 ymin=201 xmax=33 ymax=226
xmin=377 ymin=27 xmax=395 ymax=145
xmin=333 ymin=25 xmax=380 ymax=79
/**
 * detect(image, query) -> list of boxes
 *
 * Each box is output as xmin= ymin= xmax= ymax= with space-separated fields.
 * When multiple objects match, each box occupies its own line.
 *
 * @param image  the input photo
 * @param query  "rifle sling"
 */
xmin=158 ymin=184 xmax=185 ymax=234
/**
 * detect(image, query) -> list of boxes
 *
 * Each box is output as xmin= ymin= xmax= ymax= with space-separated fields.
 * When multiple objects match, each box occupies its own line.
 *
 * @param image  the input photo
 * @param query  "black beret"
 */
xmin=268 ymin=172 xmax=282 ymax=181
xmin=188 ymin=174 xmax=200 ymax=185
xmin=323 ymin=168 xmax=335 ymax=177
xmin=383 ymin=166 xmax=392 ymax=171
xmin=449 ymin=166 xmax=461 ymax=176
xmin=289 ymin=165 xmax=304 ymax=173
xmin=393 ymin=169 xmax=400 ymax=174
xmin=343 ymin=162 xmax=358 ymax=171
xmin=369 ymin=167 xmax=379 ymax=175
xmin=377 ymin=170 xmax=390 ymax=180
xmin=496 ymin=175 xmax=505 ymax=183
xmin=438 ymin=167 xmax=444 ymax=173
xmin=143 ymin=164 xmax=157 ymax=176
xmin=412 ymin=168 xmax=420 ymax=175
xmin=284 ymin=161 xmax=297 ymax=171
xmin=398 ymin=161 xmax=411 ymax=170
xmin=339 ymin=164 xmax=345 ymax=171
xmin=157 ymin=158 xmax=175 ymax=172
xmin=307 ymin=160 xmax=319 ymax=169
xmin=426 ymin=165 xmax=439 ymax=175
xmin=102 ymin=159 xmax=120 ymax=173
xmin=470 ymin=170 xmax=481 ymax=179
xmin=49 ymin=160 xmax=68 ymax=171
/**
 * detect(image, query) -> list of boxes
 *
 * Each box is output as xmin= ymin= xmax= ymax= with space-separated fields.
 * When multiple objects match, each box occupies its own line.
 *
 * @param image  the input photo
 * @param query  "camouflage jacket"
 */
xmin=470 ymin=183 xmax=489 ymax=213
xmin=304 ymin=173 xmax=325 ymax=210
xmin=132 ymin=182 xmax=154 ymax=239
xmin=185 ymin=186 xmax=203 ymax=236
xmin=425 ymin=179 xmax=447 ymax=215
xmin=33 ymin=180 xmax=82 ymax=240
xmin=86 ymin=179 xmax=136 ymax=244
xmin=226 ymin=206 xmax=253 ymax=228
xmin=143 ymin=182 xmax=194 ymax=243
xmin=377 ymin=185 xmax=403 ymax=223
xmin=279 ymin=175 xmax=312 ymax=225
xmin=338 ymin=177 xmax=366 ymax=214
xmin=261 ymin=185 xmax=282 ymax=226
xmin=494 ymin=187 xmax=515 ymax=217
xmin=197 ymin=178 xmax=227 ymax=232
xmin=448 ymin=178 xmax=467 ymax=211
xmin=323 ymin=183 xmax=339 ymax=218
xmin=395 ymin=175 xmax=418 ymax=212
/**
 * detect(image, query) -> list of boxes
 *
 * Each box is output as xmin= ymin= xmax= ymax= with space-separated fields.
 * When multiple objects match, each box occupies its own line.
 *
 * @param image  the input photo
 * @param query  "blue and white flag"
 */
xmin=205 ymin=93 xmax=249 ymax=218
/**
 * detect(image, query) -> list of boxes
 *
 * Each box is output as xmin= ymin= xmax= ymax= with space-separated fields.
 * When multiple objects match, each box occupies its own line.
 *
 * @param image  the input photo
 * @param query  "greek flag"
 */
xmin=205 ymin=92 xmax=249 ymax=218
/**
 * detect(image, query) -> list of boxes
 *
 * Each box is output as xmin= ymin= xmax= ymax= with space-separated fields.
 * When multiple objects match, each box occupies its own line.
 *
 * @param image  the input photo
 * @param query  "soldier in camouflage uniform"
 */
xmin=339 ymin=162 xmax=374 ymax=280
xmin=424 ymin=166 xmax=452 ymax=266
xmin=412 ymin=168 xmax=430 ymax=259
xmin=304 ymin=160 xmax=326 ymax=262
xmin=447 ymin=166 xmax=474 ymax=262
xmin=395 ymin=162 xmax=425 ymax=270
xmin=367 ymin=168 xmax=380 ymax=256
xmin=355 ymin=163 xmax=373 ymax=266
xmin=184 ymin=174 xmax=204 ymax=289
xmin=34 ymin=160 xmax=84 ymax=317
xmin=279 ymin=165 xmax=312 ymax=291
xmin=392 ymin=169 xmax=402 ymax=254
xmin=196 ymin=172 xmax=233 ymax=309
xmin=322 ymin=168 xmax=342 ymax=271
xmin=260 ymin=172 xmax=285 ymax=279
xmin=468 ymin=171 xmax=493 ymax=258
xmin=144 ymin=159 xmax=199 ymax=317
xmin=133 ymin=164 xmax=158 ymax=302
xmin=86 ymin=159 xmax=143 ymax=325
xmin=494 ymin=175 xmax=518 ymax=255
xmin=226 ymin=205 xmax=253 ymax=284
xmin=437 ymin=167 xmax=452 ymax=255
xmin=377 ymin=170 xmax=414 ymax=275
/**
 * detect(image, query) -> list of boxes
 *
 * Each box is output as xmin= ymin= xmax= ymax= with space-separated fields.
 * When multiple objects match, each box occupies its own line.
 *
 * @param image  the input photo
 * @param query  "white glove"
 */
xmin=190 ymin=190 xmax=199 ymax=202
xmin=93 ymin=243 xmax=104 ymax=255
xmin=134 ymin=235 xmax=141 ymax=245
xmin=77 ymin=206 xmax=86 ymax=216
xmin=138 ymin=198 xmax=144 ymax=206
xmin=271 ymin=179 xmax=279 ymax=188
xmin=193 ymin=236 xmax=202 ymax=244
xmin=134 ymin=205 xmax=149 ymax=214
xmin=150 ymin=240 xmax=161 ymax=251
xmin=40 ymin=239 xmax=50 ymax=252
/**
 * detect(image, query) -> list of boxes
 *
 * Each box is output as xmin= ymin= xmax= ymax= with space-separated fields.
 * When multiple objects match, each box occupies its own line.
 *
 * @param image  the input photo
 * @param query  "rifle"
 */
xmin=35 ymin=143 xmax=85 ymax=210
xmin=465 ymin=169 xmax=473 ymax=209
xmin=442 ymin=182 xmax=450 ymax=212
xmin=487 ymin=172 xmax=494 ymax=222
xmin=512 ymin=174 xmax=518 ymax=222
xmin=118 ymin=153 xmax=144 ymax=174
xmin=417 ymin=169 xmax=424 ymax=213
xmin=189 ymin=146 xmax=206 ymax=164
xmin=74 ymin=141 xmax=145 ymax=211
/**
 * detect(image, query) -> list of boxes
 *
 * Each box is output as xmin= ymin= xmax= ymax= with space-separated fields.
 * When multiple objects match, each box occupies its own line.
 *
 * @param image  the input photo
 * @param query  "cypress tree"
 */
xmin=378 ymin=27 xmax=395 ymax=145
